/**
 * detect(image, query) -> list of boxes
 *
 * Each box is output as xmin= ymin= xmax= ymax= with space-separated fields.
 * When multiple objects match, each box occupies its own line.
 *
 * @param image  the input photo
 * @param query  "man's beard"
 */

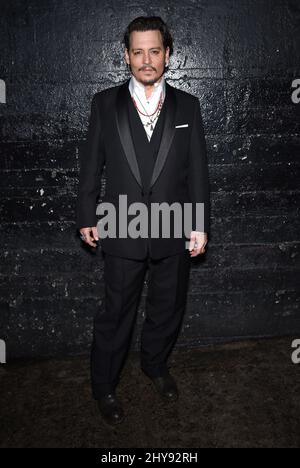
xmin=135 ymin=69 xmax=164 ymax=86
xmin=138 ymin=77 xmax=158 ymax=86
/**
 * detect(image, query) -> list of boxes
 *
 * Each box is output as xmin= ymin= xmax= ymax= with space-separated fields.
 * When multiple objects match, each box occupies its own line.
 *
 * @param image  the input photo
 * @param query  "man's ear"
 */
xmin=124 ymin=48 xmax=130 ymax=65
xmin=165 ymin=46 xmax=170 ymax=61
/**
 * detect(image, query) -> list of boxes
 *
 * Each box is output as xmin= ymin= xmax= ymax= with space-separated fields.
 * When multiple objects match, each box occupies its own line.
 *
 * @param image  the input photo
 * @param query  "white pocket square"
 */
xmin=175 ymin=123 xmax=189 ymax=128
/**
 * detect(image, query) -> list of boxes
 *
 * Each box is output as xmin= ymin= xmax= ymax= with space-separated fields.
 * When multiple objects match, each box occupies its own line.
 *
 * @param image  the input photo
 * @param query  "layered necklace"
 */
xmin=131 ymin=89 xmax=164 ymax=139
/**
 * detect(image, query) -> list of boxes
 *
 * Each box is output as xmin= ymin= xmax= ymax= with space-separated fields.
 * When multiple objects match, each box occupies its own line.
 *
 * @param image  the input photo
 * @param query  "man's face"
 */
xmin=125 ymin=30 xmax=170 ymax=86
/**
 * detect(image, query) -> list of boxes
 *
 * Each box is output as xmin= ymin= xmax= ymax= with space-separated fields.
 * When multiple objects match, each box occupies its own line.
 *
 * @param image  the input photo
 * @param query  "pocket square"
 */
xmin=175 ymin=123 xmax=189 ymax=128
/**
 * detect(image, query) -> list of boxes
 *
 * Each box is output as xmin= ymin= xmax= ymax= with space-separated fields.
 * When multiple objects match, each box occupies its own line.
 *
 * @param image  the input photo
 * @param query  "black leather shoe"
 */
xmin=150 ymin=373 xmax=179 ymax=401
xmin=97 ymin=393 xmax=125 ymax=426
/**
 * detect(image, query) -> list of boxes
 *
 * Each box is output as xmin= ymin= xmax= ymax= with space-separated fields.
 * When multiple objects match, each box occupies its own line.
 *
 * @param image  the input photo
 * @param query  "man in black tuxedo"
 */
xmin=76 ymin=16 xmax=210 ymax=426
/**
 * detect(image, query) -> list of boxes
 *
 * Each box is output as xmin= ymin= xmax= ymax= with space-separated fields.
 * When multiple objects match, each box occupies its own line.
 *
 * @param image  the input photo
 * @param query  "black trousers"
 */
xmin=91 ymin=248 xmax=191 ymax=399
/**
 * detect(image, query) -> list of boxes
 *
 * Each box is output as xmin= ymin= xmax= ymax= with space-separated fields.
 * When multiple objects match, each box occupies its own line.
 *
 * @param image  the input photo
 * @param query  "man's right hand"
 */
xmin=79 ymin=227 xmax=99 ymax=248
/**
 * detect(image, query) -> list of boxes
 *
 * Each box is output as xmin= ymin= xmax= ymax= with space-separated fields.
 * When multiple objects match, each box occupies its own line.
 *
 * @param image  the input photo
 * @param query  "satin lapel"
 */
xmin=115 ymin=79 xmax=142 ymax=187
xmin=115 ymin=79 xmax=177 ymax=190
xmin=149 ymin=82 xmax=177 ymax=188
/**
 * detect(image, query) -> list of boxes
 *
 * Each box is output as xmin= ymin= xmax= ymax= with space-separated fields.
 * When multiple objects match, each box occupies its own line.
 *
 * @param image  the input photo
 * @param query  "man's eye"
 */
xmin=133 ymin=51 xmax=159 ymax=55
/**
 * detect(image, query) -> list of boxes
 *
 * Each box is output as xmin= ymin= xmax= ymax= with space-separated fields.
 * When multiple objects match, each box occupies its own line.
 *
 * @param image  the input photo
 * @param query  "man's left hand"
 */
xmin=189 ymin=231 xmax=208 ymax=257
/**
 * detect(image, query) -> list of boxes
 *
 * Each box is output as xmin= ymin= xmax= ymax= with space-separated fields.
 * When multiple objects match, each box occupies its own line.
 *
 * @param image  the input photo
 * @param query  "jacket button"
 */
xmin=141 ymin=190 xmax=144 ymax=196
xmin=149 ymin=190 xmax=152 ymax=195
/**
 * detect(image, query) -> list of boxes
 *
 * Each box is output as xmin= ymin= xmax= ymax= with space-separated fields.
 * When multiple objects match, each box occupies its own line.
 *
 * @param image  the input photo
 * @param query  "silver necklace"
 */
xmin=133 ymin=90 xmax=164 ymax=134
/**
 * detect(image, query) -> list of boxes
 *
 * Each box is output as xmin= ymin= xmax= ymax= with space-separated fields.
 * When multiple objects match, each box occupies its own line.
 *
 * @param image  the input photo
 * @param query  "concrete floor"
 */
xmin=1 ymin=337 xmax=299 ymax=448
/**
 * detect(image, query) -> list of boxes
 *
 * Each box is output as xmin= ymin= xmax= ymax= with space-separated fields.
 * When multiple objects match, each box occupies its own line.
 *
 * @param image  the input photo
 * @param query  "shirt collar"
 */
xmin=128 ymin=74 xmax=165 ymax=100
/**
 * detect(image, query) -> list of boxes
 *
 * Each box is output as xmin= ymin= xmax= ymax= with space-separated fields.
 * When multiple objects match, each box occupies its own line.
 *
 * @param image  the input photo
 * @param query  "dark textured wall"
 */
xmin=0 ymin=0 xmax=299 ymax=360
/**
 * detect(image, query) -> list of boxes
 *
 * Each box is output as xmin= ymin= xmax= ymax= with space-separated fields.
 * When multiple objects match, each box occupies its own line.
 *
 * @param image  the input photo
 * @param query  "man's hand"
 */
xmin=189 ymin=231 xmax=208 ymax=257
xmin=79 ymin=226 xmax=99 ymax=248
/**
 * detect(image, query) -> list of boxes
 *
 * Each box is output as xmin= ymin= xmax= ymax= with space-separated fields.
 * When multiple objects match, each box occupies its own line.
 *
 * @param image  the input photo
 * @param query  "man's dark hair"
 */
xmin=123 ymin=16 xmax=174 ymax=57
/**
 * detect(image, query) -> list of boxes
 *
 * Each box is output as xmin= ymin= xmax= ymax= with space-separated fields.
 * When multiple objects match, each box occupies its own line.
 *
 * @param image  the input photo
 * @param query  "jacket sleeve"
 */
xmin=187 ymin=97 xmax=211 ymax=234
xmin=75 ymin=93 xmax=105 ymax=230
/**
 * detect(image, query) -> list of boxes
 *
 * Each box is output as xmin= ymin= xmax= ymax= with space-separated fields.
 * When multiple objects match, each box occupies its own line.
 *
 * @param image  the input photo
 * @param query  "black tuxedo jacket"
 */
xmin=76 ymin=77 xmax=210 ymax=260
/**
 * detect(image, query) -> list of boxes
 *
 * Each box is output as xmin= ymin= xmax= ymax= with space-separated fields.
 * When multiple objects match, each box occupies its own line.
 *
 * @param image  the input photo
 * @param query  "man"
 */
xmin=76 ymin=16 xmax=210 ymax=426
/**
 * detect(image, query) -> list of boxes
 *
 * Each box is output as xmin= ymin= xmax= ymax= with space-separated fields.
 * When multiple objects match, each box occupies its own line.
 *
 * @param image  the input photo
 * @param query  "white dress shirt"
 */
xmin=128 ymin=74 xmax=166 ymax=141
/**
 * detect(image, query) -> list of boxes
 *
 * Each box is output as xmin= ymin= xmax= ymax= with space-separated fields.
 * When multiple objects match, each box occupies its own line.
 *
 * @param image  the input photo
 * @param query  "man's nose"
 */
xmin=143 ymin=54 xmax=151 ymax=64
